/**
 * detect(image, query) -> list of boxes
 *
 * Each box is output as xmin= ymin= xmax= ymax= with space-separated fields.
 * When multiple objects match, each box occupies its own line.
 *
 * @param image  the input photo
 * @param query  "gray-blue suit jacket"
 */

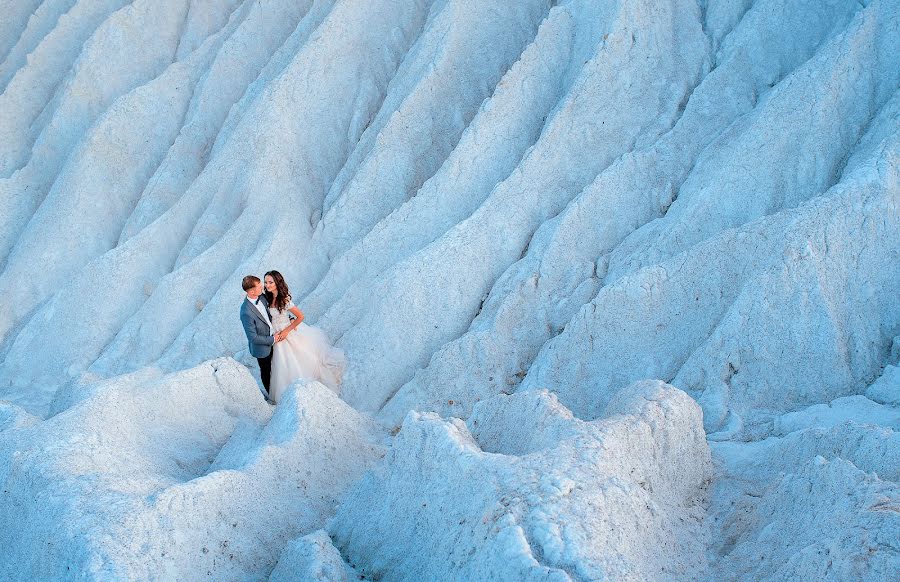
xmin=240 ymin=296 xmax=274 ymax=358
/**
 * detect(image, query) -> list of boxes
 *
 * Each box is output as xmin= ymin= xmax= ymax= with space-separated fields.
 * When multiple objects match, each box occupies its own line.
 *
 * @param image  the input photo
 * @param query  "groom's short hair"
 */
xmin=241 ymin=275 xmax=260 ymax=291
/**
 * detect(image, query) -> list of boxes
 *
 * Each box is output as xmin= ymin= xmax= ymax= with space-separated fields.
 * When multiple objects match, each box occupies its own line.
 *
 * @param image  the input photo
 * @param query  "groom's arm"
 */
xmin=240 ymin=309 xmax=275 ymax=346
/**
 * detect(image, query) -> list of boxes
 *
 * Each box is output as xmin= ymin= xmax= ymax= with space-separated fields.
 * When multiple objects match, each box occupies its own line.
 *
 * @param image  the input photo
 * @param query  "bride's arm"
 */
xmin=284 ymin=305 xmax=305 ymax=334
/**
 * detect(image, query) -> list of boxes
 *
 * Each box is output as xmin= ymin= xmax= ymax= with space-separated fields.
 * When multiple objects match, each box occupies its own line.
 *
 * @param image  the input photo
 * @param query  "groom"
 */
xmin=239 ymin=275 xmax=281 ymax=400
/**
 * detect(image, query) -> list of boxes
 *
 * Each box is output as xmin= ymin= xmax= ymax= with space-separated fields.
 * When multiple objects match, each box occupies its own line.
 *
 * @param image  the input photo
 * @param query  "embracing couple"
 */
xmin=239 ymin=271 xmax=345 ymax=404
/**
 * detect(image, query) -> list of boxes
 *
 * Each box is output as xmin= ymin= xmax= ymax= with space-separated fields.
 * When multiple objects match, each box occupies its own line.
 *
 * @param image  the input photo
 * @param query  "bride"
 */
xmin=264 ymin=270 xmax=346 ymax=403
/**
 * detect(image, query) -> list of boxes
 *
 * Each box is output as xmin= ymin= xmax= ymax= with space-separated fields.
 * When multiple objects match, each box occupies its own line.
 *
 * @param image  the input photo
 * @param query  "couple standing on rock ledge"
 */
xmin=239 ymin=271 xmax=345 ymax=404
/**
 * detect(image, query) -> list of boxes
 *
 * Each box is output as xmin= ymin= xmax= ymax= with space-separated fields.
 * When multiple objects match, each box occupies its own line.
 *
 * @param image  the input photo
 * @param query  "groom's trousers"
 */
xmin=257 ymin=352 xmax=273 ymax=393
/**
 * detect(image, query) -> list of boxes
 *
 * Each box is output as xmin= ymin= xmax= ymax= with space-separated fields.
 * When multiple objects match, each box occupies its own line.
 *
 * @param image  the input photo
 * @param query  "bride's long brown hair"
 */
xmin=264 ymin=270 xmax=292 ymax=313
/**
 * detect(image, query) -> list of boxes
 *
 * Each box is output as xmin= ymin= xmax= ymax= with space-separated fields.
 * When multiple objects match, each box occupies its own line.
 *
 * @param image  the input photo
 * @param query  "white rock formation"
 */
xmin=708 ymin=395 xmax=899 ymax=580
xmin=523 ymin=114 xmax=899 ymax=438
xmin=270 ymin=530 xmax=360 ymax=582
xmin=0 ymin=0 xmax=897 ymax=578
xmin=0 ymin=359 xmax=383 ymax=579
xmin=381 ymin=0 xmax=893 ymax=427
xmin=331 ymin=382 xmax=712 ymax=580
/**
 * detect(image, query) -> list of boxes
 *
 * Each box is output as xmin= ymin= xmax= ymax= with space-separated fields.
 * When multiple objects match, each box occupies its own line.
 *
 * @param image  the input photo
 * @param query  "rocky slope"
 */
xmin=0 ymin=0 xmax=897 ymax=579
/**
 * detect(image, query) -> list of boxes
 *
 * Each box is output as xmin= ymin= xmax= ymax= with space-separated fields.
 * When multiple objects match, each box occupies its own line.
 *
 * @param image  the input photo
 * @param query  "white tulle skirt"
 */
xmin=269 ymin=322 xmax=346 ymax=403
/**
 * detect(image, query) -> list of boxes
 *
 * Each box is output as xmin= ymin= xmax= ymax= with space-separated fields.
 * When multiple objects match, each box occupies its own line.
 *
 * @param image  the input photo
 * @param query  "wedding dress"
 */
xmin=268 ymin=300 xmax=346 ymax=403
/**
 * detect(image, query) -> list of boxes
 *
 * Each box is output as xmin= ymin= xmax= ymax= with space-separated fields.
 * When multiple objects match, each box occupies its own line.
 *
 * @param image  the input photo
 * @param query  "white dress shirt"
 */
xmin=248 ymin=295 xmax=273 ymax=333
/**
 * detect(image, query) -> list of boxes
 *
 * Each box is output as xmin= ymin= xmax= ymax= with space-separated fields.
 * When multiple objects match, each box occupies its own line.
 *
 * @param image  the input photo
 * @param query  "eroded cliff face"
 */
xmin=0 ymin=0 xmax=897 ymax=579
